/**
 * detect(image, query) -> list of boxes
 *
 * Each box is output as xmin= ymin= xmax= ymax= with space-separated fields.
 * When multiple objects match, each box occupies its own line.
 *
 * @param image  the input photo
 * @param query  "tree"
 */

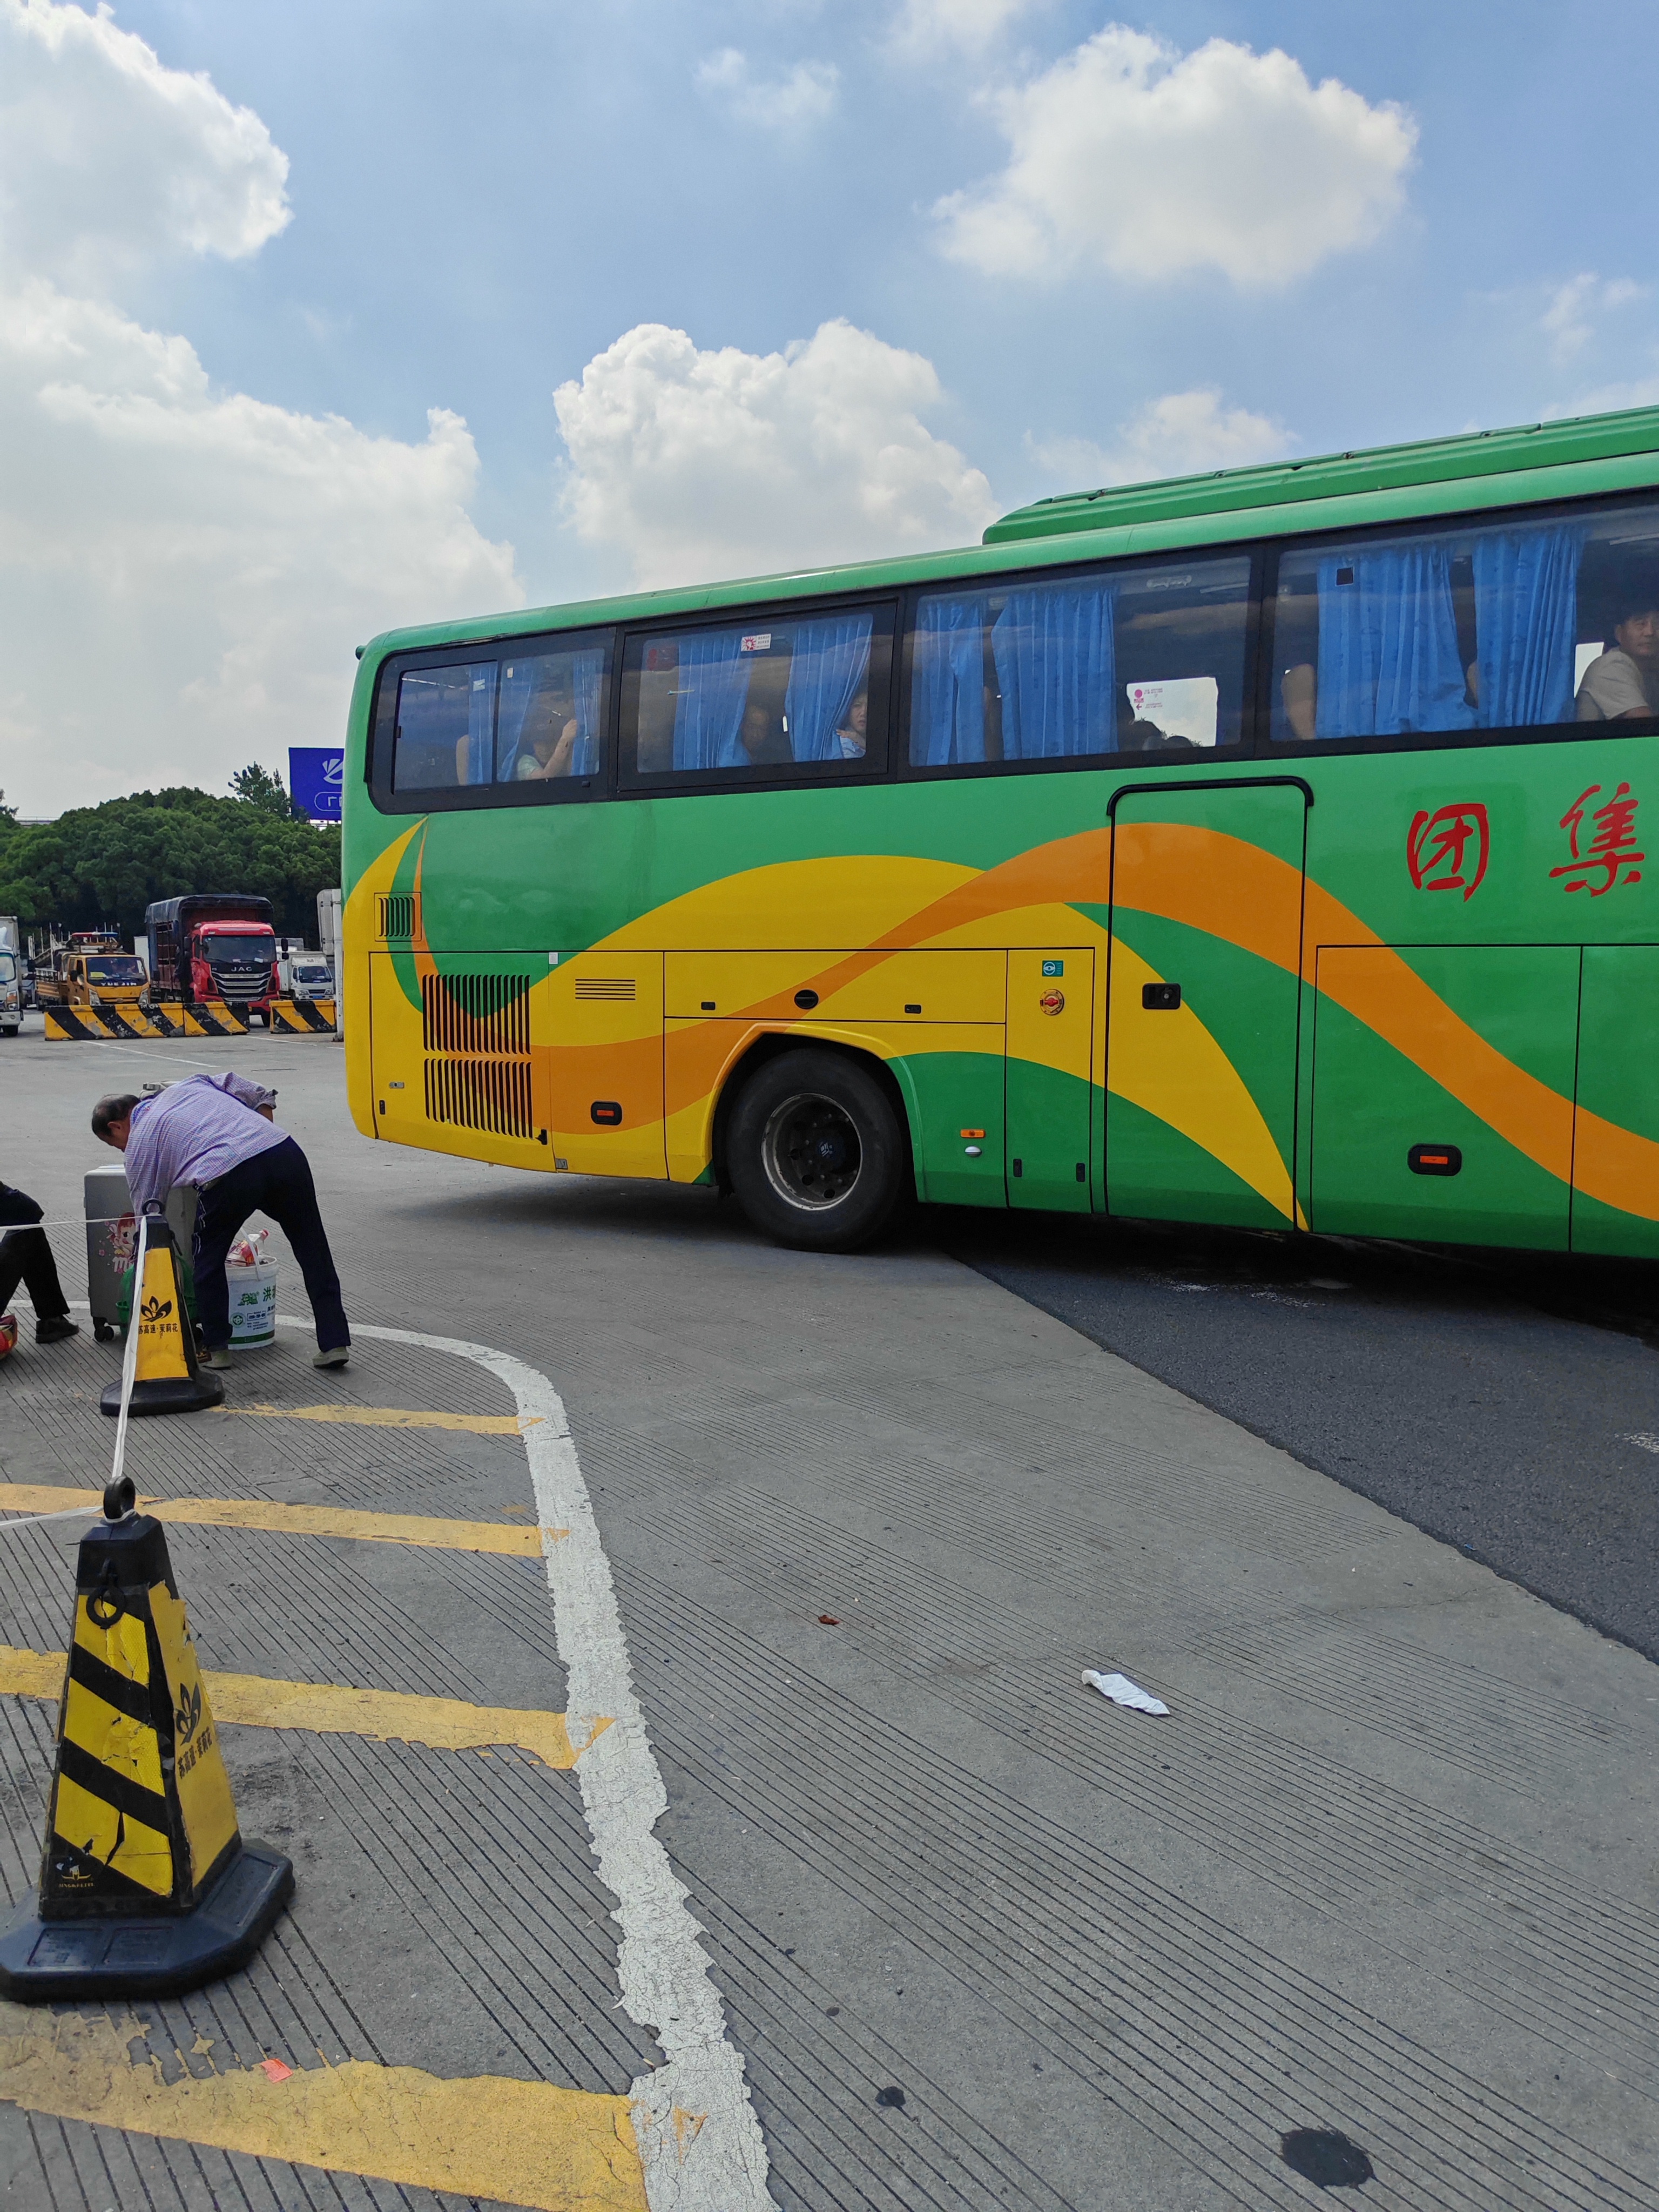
xmin=227 ymin=763 xmax=293 ymax=819
xmin=0 ymin=786 xmax=340 ymax=942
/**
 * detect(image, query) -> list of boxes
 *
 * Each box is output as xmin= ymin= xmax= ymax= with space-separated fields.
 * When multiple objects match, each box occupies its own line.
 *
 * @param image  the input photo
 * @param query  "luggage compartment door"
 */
xmin=543 ymin=952 xmax=666 ymax=1178
xmin=1311 ymin=945 xmax=1578 ymax=1249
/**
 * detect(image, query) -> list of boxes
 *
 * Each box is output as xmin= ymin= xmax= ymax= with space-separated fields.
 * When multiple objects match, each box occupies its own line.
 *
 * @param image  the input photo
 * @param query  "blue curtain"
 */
xmin=495 ymin=657 xmax=537 ymax=780
xmin=462 ymin=664 xmax=497 ymax=784
xmin=910 ymin=596 xmax=987 ymax=765
xmin=992 ymin=579 xmax=1117 ymax=758
xmin=567 ymin=648 xmax=604 ymax=774
xmin=1316 ymin=545 xmax=1474 ymax=738
xmin=784 ymin=613 xmax=873 ymax=761
xmin=1473 ymin=523 xmax=1584 ymax=728
xmin=672 ymin=632 xmax=752 ymax=770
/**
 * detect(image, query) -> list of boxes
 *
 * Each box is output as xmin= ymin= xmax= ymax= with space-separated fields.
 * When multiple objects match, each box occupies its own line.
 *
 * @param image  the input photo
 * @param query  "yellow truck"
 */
xmin=35 ymin=934 xmax=149 ymax=1015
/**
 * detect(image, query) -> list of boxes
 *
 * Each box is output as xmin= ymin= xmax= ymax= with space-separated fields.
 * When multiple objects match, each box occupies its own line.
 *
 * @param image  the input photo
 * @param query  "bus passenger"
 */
xmin=1576 ymin=590 xmax=1659 ymax=720
xmin=834 ymin=693 xmax=868 ymax=758
xmin=740 ymin=700 xmax=790 ymax=767
xmin=515 ymin=692 xmax=581 ymax=779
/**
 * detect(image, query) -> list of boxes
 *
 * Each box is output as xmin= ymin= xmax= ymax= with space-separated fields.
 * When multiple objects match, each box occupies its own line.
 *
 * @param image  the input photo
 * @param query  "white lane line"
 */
xmin=275 ymin=1317 xmax=775 ymax=2212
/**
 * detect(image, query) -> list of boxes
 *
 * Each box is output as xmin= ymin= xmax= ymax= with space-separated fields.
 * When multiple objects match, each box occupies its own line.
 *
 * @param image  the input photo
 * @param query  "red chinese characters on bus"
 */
xmin=1549 ymin=783 xmax=1645 ymax=896
xmin=1407 ymin=803 xmax=1489 ymax=900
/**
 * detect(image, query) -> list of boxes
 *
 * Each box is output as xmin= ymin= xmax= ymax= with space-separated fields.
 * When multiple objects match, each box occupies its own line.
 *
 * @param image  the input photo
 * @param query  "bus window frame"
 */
xmin=1256 ymin=484 xmax=1659 ymax=760
xmin=366 ymin=626 xmax=616 ymax=814
xmin=895 ymin=544 xmax=1267 ymax=785
xmin=615 ymin=593 xmax=899 ymax=798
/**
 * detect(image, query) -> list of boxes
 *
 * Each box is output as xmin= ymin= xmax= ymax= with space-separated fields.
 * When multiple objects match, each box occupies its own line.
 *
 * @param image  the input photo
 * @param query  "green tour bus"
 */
xmin=341 ymin=403 xmax=1659 ymax=1257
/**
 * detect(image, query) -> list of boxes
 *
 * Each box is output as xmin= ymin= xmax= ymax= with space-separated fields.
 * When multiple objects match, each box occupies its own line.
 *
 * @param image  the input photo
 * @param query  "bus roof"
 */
xmin=355 ymin=401 xmax=1659 ymax=668
xmin=983 ymin=402 xmax=1659 ymax=547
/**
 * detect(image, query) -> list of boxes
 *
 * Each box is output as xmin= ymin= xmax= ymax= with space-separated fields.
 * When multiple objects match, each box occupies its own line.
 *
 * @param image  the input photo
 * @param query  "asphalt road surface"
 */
xmin=948 ymin=1208 xmax=1659 ymax=1661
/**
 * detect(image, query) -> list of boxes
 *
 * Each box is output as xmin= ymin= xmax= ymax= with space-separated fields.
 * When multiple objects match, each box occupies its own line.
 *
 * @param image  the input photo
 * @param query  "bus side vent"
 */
xmin=378 ymin=895 xmax=415 ymax=940
xmin=423 ymin=1057 xmax=534 ymax=1141
xmin=421 ymin=973 xmax=531 ymax=1056
xmin=421 ymin=972 xmax=534 ymax=1139
xmin=574 ymin=977 xmax=636 ymax=1001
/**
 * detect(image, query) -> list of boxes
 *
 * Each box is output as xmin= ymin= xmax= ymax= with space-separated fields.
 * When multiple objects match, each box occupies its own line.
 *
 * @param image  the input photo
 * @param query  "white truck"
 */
xmin=277 ymin=944 xmax=335 ymax=1003
xmin=0 ymin=918 xmax=19 ymax=1037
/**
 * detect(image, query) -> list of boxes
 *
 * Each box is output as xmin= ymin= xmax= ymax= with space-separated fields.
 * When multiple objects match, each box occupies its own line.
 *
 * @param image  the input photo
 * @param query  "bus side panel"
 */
xmin=1572 ymin=944 xmax=1659 ymax=1256
xmin=1310 ymin=945 xmax=1579 ymax=1247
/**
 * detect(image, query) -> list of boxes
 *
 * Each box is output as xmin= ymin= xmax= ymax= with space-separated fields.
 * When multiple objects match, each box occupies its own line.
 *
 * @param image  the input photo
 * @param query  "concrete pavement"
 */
xmin=0 ymin=1023 xmax=1654 ymax=2208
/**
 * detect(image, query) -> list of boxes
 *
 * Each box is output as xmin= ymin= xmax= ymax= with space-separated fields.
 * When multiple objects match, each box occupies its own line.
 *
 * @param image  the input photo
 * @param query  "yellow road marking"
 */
xmin=0 ymin=1484 xmax=564 ymax=1557
xmin=228 ymin=1402 xmax=537 ymax=1435
xmin=0 ymin=1648 xmax=600 ymax=1768
xmin=0 ymin=2003 xmax=646 ymax=2211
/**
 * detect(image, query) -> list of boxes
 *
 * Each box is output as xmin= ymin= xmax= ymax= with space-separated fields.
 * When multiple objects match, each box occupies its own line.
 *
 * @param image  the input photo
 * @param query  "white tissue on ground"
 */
xmin=1083 ymin=1669 xmax=1170 ymax=1715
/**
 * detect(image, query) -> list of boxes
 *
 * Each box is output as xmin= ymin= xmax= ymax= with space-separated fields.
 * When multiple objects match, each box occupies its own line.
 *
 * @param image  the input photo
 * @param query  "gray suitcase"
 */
xmin=84 ymin=1166 xmax=199 ymax=1341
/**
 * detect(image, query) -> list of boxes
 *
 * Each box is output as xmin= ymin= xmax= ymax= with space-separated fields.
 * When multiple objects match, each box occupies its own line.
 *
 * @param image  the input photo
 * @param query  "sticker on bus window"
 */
xmin=740 ymin=633 xmax=772 ymax=653
xmin=645 ymin=644 xmax=676 ymax=671
xmin=1125 ymin=677 xmax=1219 ymax=747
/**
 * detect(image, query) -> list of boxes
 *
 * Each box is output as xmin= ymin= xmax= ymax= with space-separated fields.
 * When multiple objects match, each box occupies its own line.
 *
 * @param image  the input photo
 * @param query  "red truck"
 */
xmin=145 ymin=895 xmax=281 ymax=1023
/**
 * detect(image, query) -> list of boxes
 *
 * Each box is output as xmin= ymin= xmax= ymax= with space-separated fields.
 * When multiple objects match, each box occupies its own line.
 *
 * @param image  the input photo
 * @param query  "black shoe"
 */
xmin=35 ymin=1317 xmax=79 ymax=1346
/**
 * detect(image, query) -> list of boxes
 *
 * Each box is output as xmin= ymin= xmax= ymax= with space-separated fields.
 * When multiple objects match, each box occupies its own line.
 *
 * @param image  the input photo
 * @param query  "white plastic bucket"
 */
xmin=226 ymin=1250 xmax=278 ymax=1348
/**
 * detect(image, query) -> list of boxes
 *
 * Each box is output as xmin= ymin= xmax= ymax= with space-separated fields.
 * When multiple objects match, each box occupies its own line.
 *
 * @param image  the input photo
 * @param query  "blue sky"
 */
xmin=3 ymin=0 xmax=1657 ymax=813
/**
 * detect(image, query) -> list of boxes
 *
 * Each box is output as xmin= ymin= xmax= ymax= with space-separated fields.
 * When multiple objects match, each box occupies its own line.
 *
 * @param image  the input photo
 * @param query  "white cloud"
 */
xmin=1543 ymin=374 xmax=1659 ymax=422
xmin=935 ymin=25 xmax=1416 ymax=288
xmin=1031 ymin=388 xmax=1293 ymax=489
xmin=0 ymin=2 xmax=520 ymax=817
xmin=0 ymin=0 xmax=290 ymax=287
xmin=553 ymin=319 xmax=998 ymax=588
xmin=695 ymin=48 xmax=839 ymax=128
xmin=887 ymin=0 xmax=1038 ymax=57
xmin=1541 ymin=273 xmax=1644 ymax=363
xmin=0 ymin=279 xmax=522 ymax=815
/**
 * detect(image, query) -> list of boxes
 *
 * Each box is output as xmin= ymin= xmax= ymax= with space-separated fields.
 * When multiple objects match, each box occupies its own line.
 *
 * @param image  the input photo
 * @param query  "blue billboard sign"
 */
xmin=289 ymin=747 xmax=345 ymax=821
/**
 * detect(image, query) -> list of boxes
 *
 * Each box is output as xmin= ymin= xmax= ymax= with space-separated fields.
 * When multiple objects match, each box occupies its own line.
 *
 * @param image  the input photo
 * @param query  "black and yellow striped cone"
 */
xmin=0 ymin=1480 xmax=293 ymax=2000
xmin=99 ymin=1213 xmax=221 ymax=1417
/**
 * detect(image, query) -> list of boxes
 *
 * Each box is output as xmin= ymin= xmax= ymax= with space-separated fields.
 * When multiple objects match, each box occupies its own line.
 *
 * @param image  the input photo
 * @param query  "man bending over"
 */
xmin=91 ymin=1075 xmax=350 ymax=1372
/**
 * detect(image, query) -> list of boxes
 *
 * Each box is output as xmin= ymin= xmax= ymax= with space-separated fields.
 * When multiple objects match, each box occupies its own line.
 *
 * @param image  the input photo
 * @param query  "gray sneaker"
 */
xmin=204 ymin=1345 xmax=233 ymax=1371
xmin=312 ymin=1345 xmax=349 ymax=1370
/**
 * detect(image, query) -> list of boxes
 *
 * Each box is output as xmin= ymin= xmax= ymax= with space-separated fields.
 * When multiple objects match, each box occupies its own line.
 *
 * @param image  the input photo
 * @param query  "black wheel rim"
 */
xmin=761 ymin=1091 xmax=863 ymax=1211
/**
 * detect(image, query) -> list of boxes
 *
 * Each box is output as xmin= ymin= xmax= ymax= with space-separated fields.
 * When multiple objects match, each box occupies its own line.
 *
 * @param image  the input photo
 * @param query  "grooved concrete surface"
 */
xmin=3 ymin=1028 xmax=1657 ymax=2210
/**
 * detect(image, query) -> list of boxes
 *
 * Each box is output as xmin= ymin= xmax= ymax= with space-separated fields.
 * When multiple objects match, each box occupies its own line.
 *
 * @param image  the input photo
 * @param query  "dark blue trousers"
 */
xmin=0 ymin=1184 xmax=68 ymax=1322
xmin=193 ymin=1137 xmax=349 ymax=1352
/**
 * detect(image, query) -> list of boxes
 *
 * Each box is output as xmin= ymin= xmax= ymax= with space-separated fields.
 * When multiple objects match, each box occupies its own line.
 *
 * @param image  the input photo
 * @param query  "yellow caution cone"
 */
xmin=0 ymin=1478 xmax=293 ymax=1999
xmin=99 ymin=1208 xmax=221 ymax=1417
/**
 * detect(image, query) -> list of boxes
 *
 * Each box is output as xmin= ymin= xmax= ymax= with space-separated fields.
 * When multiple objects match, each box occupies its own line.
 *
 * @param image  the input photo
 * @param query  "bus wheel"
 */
xmin=727 ymin=1048 xmax=907 ymax=1252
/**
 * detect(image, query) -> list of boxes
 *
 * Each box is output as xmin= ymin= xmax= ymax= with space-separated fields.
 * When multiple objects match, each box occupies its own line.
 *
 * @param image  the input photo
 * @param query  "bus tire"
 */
xmin=727 ymin=1047 xmax=908 ymax=1253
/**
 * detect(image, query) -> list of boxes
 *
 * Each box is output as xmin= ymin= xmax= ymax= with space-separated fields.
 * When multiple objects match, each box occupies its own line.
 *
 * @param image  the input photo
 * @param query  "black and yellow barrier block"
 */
xmin=268 ymin=997 xmax=335 ymax=1033
xmin=100 ymin=1213 xmax=221 ymax=1418
xmin=193 ymin=1000 xmax=248 ymax=1036
xmin=0 ymin=1478 xmax=293 ymax=2000
xmin=101 ymin=1004 xmax=161 ymax=1040
xmin=147 ymin=1002 xmax=190 ymax=1037
xmin=43 ymin=1007 xmax=112 ymax=1042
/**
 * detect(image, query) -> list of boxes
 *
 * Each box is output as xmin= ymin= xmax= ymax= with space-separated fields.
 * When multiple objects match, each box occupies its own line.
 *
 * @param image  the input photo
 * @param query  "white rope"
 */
xmin=105 ymin=1211 xmax=149 ymax=1499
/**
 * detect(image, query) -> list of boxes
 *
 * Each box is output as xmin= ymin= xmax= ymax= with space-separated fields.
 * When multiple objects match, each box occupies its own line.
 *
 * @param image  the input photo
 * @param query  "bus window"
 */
xmin=908 ymin=555 xmax=1252 ymax=769
xmin=623 ymin=606 xmax=891 ymax=783
xmin=387 ymin=632 xmax=611 ymax=793
xmin=1271 ymin=498 xmax=1659 ymax=742
xmin=497 ymin=636 xmax=610 ymax=783
xmin=393 ymin=662 xmax=498 ymax=789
